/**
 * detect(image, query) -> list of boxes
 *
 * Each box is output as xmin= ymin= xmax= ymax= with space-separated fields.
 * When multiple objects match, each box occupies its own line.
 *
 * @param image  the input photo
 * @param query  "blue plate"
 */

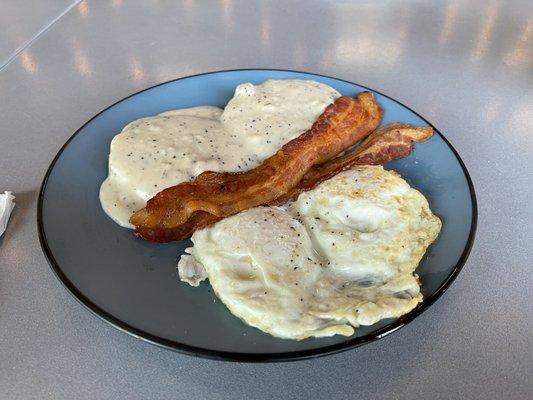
xmin=38 ymin=69 xmax=477 ymax=362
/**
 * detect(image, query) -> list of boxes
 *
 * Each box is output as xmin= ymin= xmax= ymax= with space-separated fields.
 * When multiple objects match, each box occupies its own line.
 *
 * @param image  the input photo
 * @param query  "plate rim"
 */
xmin=37 ymin=68 xmax=478 ymax=362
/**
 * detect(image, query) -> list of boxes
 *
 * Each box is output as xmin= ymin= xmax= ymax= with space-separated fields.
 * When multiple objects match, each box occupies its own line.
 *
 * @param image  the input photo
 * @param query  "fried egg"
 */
xmin=178 ymin=166 xmax=441 ymax=339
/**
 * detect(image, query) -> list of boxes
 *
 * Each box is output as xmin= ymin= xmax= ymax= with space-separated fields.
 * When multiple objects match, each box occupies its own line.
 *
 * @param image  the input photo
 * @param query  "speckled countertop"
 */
xmin=0 ymin=1 xmax=531 ymax=399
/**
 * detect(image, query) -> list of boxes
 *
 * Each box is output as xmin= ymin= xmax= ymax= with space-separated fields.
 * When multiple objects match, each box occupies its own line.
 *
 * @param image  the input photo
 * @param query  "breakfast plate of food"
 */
xmin=38 ymin=69 xmax=477 ymax=361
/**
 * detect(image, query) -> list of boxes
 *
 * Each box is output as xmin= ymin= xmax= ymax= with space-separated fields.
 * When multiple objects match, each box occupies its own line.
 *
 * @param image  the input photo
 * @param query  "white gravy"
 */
xmin=99 ymin=79 xmax=340 ymax=227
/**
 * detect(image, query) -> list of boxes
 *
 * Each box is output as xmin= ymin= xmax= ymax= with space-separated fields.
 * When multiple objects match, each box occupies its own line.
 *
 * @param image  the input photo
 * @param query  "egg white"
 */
xmin=178 ymin=166 xmax=441 ymax=340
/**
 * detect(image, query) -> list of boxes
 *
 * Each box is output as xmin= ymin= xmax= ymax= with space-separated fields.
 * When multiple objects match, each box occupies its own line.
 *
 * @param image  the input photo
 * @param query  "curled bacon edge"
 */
xmin=269 ymin=122 xmax=433 ymax=205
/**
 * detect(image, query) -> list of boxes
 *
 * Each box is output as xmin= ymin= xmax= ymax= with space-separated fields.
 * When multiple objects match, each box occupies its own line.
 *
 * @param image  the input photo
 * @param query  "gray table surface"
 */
xmin=1 ymin=0 xmax=532 ymax=399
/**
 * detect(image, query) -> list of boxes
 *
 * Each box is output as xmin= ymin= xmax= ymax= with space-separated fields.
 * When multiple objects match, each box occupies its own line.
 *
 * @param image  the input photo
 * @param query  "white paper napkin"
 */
xmin=0 ymin=191 xmax=15 ymax=237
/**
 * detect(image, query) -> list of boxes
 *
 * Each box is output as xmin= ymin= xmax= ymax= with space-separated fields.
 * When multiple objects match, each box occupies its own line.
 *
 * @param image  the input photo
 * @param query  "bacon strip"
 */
xmin=131 ymin=123 xmax=432 ymax=241
xmin=269 ymin=123 xmax=433 ymax=205
xmin=130 ymin=92 xmax=383 ymax=242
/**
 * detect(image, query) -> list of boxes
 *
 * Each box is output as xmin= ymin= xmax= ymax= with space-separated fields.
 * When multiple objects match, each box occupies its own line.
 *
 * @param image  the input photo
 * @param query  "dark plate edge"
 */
xmin=37 ymin=68 xmax=478 ymax=363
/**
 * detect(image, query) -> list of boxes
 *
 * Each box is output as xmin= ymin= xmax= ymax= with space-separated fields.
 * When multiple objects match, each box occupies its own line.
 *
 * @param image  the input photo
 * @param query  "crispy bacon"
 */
xmin=269 ymin=123 xmax=433 ymax=205
xmin=130 ymin=92 xmax=383 ymax=242
xmin=131 ymin=123 xmax=432 ymax=241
